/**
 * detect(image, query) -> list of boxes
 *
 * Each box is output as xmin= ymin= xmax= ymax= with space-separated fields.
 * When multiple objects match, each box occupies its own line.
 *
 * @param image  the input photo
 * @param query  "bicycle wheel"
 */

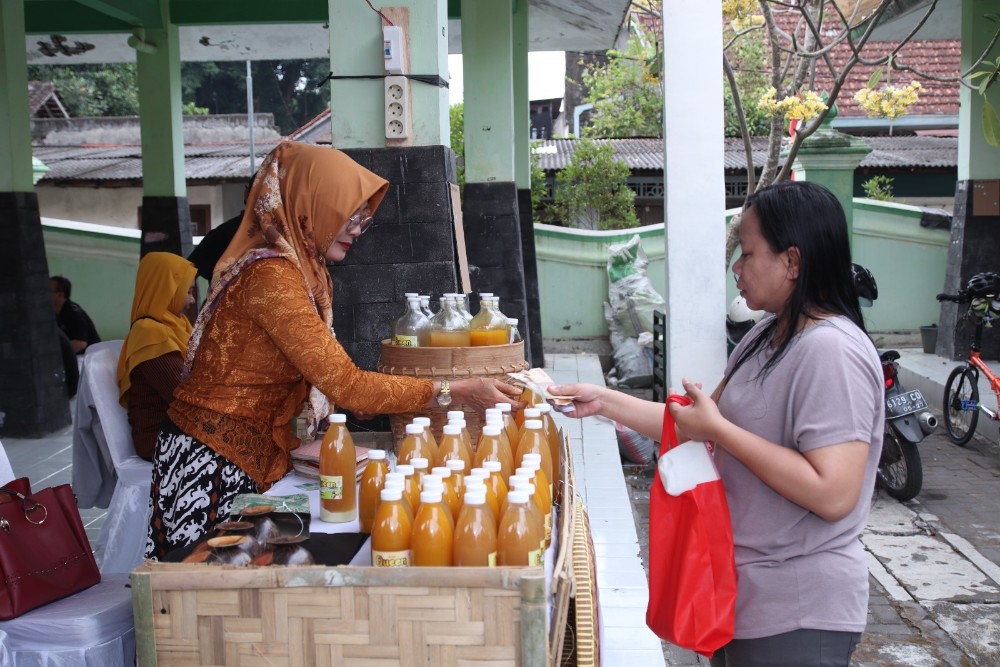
xmin=943 ymin=366 xmax=979 ymax=446
xmin=877 ymin=426 xmax=923 ymax=502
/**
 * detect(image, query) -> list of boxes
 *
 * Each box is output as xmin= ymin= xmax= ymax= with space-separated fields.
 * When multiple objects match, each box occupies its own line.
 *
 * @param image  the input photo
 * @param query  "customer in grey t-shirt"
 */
xmin=550 ymin=181 xmax=883 ymax=667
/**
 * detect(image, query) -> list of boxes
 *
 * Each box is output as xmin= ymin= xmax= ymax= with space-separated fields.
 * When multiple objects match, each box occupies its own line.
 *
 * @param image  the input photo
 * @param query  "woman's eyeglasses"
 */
xmin=346 ymin=211 xmax=374 ymax=236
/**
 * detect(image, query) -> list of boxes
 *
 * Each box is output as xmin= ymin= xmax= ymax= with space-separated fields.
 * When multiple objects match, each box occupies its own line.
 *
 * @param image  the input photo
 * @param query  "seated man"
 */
xmin=51 ymin=275 xmax=101 ymax=355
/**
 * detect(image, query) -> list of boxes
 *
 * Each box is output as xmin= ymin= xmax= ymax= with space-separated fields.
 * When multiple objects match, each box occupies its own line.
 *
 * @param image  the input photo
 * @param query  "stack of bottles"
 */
xmin=390 ymin=292 xmax=522 ymax=347
xmin=352 ymin=402 xmax=563 ymax=568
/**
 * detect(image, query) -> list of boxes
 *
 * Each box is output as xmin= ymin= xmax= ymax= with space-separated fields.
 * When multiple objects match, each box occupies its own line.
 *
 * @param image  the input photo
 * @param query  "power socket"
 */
xmin=384 ymin=75 xmax=410 ymax=139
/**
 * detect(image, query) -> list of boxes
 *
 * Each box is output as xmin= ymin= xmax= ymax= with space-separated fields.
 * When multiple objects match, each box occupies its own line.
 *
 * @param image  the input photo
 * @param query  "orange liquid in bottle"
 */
xmin=537 ymin=404 xmax=562 ymax=492
xmin=320 ymin=414 xmax=357 ymax=523
xmin=435 ymin=425 xmax=473 ymax=470
xmin=411 ymin=490 xmax=454 ymax=566
xmin=506 ymin=480 xmax=546 ymax=553
xmin=444 ymin=459 xmax=467 ymax=509
xmin=497 ymin=491 xmax=544 ymax=566
xmin=395 ymin=464 xmax=422 ymax=518
xmin=518 ymin=462 xmax=553 ymax=548
xmin=371 ymin=488 xmax=412 ymax=567
xmin=453 ymin=490 xmax=498 ymax=566
xmin=397 ymin=424 xmax=432 ymax=466
xmin=516 ymin=421 xmax=554 ymax=498
xmin=465 ymin=476 xmax=499 ymax=525
xmin=431 ymin=467 xmax=463 ymax=523
xmin=429 ymin=330 xmax=471 ymax=347
xmin=481 ymin=461 xmax=508 ymax=511
xmin=358 ymin=450 xmax=389 ymax=533
xmin=496 ymin=404 xmax=520 ymax=452
xmin=450 ymin=419 xmax=475 ymax=462
xmin=469 ymin=328 xmax=508 ymax=346
xmin=412 ymin=418 xmax=439 ymax=459
xmin=473 ymin=424 xmax=513 ymax=481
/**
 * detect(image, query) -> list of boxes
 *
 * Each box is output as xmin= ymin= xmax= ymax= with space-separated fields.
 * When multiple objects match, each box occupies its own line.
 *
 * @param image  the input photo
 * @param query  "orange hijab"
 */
xmin=186 ymin=141 xmax=389 ymax=425
xmin=117 ymin=252 xmax=197 ymax=406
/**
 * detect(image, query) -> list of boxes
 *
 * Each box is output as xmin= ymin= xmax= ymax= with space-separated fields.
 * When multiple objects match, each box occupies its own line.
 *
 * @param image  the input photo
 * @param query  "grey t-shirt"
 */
xmin=717 ymin=315 xmax=883 ymax=639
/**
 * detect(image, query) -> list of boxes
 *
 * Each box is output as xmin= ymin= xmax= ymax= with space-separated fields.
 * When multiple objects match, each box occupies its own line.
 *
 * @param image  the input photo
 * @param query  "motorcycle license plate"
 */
xmin=886 ymin=390 xmax=928 ymax=419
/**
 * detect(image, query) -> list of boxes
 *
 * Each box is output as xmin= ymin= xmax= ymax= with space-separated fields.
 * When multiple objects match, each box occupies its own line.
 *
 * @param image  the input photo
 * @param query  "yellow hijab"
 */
xmin=117 ymin=252 xmax=197 ymax=406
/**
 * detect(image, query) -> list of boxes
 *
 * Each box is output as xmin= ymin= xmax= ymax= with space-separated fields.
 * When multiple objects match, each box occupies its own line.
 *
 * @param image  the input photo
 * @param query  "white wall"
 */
xmin=36 ymin=183 xmax=230 ymax=230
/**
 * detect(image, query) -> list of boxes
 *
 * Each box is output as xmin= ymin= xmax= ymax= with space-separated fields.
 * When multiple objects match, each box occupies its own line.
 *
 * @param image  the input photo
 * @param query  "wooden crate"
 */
xmin=132 ymin=431 xmax=586 ymax=667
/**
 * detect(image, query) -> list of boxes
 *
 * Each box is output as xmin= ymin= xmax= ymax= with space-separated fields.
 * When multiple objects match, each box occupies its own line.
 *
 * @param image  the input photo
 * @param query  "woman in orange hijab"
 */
xmin=145 ymin=141 xmax=522 ymax=558
xmin=117 ymin=252 xmax=197 ymax=460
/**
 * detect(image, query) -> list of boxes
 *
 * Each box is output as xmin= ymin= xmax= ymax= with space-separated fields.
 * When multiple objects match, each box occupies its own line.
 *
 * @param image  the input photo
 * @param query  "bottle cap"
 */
xmin=405 ymin=424 xmax=422 ymax=435
xmin=446 ymin=459 xmax=466 ymax=472
xmin=523 ymin=409 xmax=541 ymax=419
xmin=469 ymin=468 xmax=490 ymax=478
xmin=395 ymin=464 xmax=415 ymax=476
xmin=464 ymin=477 xmax=486 ymax=489
xmin=481 ymin=424 xmax=502 ymax=436
xmin=447 ymin=411 xmax=465 ymax=421
xmin=484 ymin=408 xmax=501 ymax=420
xmin=479 ymin=292 xmax=494 ymax=298
xmin=523 ymin=453 xmax=542 ymax=463
xmin=508 ymin=318 xmax=519 ymax=325
xmin=443 ymin=424 xmax=461 ymax=436
xmin=421 ymin=475 xmax=443 ymax=489
xmin=463 ymin=490 xmax=487 ymax=505
xmin=431 ymin=467 xmax=451 ymax=478
xmin=515 ymin=467 xmax=533 ymax=478
xmin=536 ymin=402 xmax=552 ymax=414
xmin=380 ymin=487 xmax=403 ymax=502
xmin=413 ymin=417 xmax=431 ymax=427
xmin=524 ymin=420 xmax=543 ymax=430
xmin=368 ymin=450 xmax=386 ymax=460
xmin=420 ymin=490 xmax=443 ymax=504
xmin=385 ymin=472 xmax=404 ymax=484
xmin=450 ymin=418 xmax=467 ymax=428
xmin=508 ymin=475 xmax=530 ymax=488
xmin=496 ymin=403 xmax=512 ymax=413
xmin=482 ymin=461 xmax=502 ymax=473
xmin=512 ymin=482 xmax=535 ymax=495
xmin=404 ymin=292 xmax=418 ymax=298
xmin=329 ymin=413 xmax=347 ymax=424
xmin=484 ymin=416 xmax=503 ymax=426
xmin=410 ymin=457 xmax=429 ymax=470
xmin=506 ymin=490 xmax=529 ymax=505
xmin=383 ymin=479 xmax=404 ymax=490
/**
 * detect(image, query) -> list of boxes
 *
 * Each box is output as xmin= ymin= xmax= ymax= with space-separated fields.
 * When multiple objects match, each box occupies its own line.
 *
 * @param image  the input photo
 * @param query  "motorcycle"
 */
xmin=877 ymin=349 xmax=937 ymax=501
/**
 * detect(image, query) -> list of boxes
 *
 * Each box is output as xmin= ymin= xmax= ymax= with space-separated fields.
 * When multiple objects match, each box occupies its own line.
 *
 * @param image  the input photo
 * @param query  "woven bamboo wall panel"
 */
xmin=142 ymin=579 xmax=524 ymax=666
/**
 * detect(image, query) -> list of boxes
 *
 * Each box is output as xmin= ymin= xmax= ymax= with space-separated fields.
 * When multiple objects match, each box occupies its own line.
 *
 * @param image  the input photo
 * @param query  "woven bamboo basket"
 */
xmin=377 ymin=340 xmax=529 ymax=453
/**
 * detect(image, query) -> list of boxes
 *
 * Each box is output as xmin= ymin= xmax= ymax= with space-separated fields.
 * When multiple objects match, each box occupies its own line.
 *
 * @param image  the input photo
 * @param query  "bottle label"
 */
xmin=393 ymin=335 xmax=419 ymax=347
xmin=373 ymin=549 xmax=412 ymax=567
xmin=488 ymin=552 xmax=497 ymax=567
xmin=528 ymin=548 xmax=543 ymax=567
xmin=320 ymin=475 xmax=344 ymax=501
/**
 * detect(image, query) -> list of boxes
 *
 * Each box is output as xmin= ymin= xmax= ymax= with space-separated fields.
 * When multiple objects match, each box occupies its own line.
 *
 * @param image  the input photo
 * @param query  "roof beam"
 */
xmin=25 ymin=2 xmax=133 ymax=33
xmin=169 ymin=0 xmax=327 ymax=25
xmin=73 ymin=0 xmax=162 ymax=28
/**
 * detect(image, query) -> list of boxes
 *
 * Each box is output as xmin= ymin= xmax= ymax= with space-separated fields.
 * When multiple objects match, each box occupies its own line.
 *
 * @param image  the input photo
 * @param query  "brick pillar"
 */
xmin=0 ymin=192 xmax=71 ymax=437
xmin=464 ymin=182 xmax=532 ymax=366
xmin=937 ymin=180 xmax=1000 ymax=360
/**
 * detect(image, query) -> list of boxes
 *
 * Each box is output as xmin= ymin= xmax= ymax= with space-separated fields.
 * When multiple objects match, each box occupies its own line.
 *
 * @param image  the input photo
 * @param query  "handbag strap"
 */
xmin=0 ymin=487 xmax=48 ymax=526
xmin=660 ymin=394 xmax=693 ymax=456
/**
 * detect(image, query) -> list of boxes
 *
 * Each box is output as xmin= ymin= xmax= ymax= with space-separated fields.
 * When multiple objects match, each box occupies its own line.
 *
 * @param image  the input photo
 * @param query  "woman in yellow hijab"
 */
xmin=117 ymin=252 xmax=197 ymax=460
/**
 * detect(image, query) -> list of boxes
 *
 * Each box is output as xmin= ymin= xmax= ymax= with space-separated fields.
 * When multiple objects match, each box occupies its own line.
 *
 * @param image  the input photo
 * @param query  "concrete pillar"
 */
xmin=328 ymin=0 xmax=449 ymax=147
xmin=0 ymin=0 xmax=70 ymax=436
xmin=135 ymin=14 xmax=192 ymax=256
xmin=460 ymin=0 xmax=532 ymax=365
xmin=662 ymin=1 xmax=727 ymax=388
xmin=937 ymin=0 xmax=1000 ymax=360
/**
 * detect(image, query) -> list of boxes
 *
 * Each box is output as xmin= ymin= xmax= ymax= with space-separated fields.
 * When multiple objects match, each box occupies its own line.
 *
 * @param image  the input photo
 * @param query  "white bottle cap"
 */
xmin=506 ymin=490 xmax=529 ymax=505
xmin=485 ymin=416 xmax=503 ymax=426
xmin=481 ymin=424 xmax=502 ymax=436
xmin=443 ymin=424 xmax=461 ymax=436
xmin=484 ymin=408 xmax=501 ymax=420
xmin=446 ymin=459 xmax=466 ymax=472
xmin=482 ymin=461 xmax=502 ymax=473
xmin=524 ymin=420 xmax=543 ymax=430
xmin=410 ymin=458 xmax=429 ymax=471
xmin=447 ymin=411 xmax=465 ymax=421
xmin=508 ymin=475 xmax=531 ymax=488
xmin=404 ymin=292 xmax=418 ymax=298
xmin=329 ymin=414 xmax=347 ymax=424
xmin=368 ymin=450 xmax=386 ymax=460
xmin=384 ymin=479 xmax=404 ymax=490
xmin=450 ymin=418 xmax=467 ymax=428
xmin=515 ymin=467 xmax=534 ymax=479
xmin=523 ymin=453 xmax=542 ymax=463
xmin=523 ymin=409 xmax=541 ymax=419
xmin=421 ymin=475 xmax=443 ymax=489
xmin=469 ymin=468 xmax=490 ymax=478
xmin=479 ymin=292 xmax=494 ymax=298
xmin=380 ymin=487 xmax=403 ymax=502
xmin=420 ymin=489 xmax=443 ymax=504
xmin=405 ymin=424 xmax=422 ymax=435
xmin=507 ymin=318 xmax=518 ymax=325
xmin=496 ymin=403 xmax=512 ymax=413
xmin=464 ymin=490 xmax=487 ymax=505
xmin=464 ymin=477 xmax=486 ymax=489
xmin=395 ymin=464 xmax=415 ymax=476
xmin=385 ymin=472 xmax=404 ymax=484
xmin=431 ymin=467 xmax=451 ymax=479
xmin=536 ymin=402 xmax=552 ymax=414
xmin=512 ymin=482 xmax=535 ymax=495
xmin=414 ymin=417 xmax=431 ymax=427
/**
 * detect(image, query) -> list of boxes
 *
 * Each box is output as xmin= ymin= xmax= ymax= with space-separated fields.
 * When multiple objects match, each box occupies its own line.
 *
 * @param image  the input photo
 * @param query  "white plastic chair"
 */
xmin=72 ymin=340 xmax=153 ymax=574
xmin=0 ymin=439 xmax=135 ymax=666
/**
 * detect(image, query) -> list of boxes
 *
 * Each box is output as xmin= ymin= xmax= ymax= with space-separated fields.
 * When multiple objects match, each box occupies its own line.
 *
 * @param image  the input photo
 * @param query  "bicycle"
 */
xmin=937 ymin=271 xmax=1000 ymax=446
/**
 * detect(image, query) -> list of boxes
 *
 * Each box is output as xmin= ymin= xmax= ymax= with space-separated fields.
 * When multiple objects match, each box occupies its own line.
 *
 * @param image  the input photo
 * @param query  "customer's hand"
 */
xmin=451 ymin=377 xmax=525 ymax=415
xmin=667 ymin=378 xmax=725 ymax=443
xmin=547 ymin=382 xmax=608 ymax=419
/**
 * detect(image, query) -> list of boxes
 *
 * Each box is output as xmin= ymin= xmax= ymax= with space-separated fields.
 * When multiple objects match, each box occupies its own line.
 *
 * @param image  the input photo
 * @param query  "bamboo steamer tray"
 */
xmin=377 ymin=340 xmax=529 ymax=452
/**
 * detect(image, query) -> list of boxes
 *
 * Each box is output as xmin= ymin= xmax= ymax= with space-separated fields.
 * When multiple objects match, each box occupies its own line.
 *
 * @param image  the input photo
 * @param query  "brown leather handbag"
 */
xmin=0 ymin=481 xmax=101 ymax=619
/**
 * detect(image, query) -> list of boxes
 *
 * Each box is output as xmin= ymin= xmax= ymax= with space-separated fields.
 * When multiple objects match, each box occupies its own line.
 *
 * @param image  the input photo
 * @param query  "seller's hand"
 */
xmin=667 ymin=378 xmax=725 ymax=443
xmin=547 ymin=382 xmax=608 ymax=419
xmin=451 ymin=377 xmax=525 ymax=415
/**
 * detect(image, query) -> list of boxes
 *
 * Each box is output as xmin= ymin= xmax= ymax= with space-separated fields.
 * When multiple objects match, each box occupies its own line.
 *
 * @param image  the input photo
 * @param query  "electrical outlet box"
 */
xmin=384 ymin=75 xmax=410 ymax=139
xmin=383 ymin=25 xmax=404 ymax=75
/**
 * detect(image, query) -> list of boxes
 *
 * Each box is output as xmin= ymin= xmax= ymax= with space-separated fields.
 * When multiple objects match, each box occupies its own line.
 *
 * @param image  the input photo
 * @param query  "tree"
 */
xmin=449 ymin=102 xmax=465 ymax=190
xmin=551 ymin=139 xmax=639 ymax=230
xmin=27 ymin=63 xmax=139 ymax=116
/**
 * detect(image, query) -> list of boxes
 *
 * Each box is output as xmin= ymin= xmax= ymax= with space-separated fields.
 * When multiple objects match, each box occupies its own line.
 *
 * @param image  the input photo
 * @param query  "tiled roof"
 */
xmin=532 ymin=135 xmax=956 ymax=172
xmin=27 ymin=81 xmax=68 ymax=118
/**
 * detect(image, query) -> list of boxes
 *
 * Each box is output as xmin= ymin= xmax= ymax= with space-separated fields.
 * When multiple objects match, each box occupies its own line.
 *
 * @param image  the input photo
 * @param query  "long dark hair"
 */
xmin=730 ymin=180 xmax=866 ymax=380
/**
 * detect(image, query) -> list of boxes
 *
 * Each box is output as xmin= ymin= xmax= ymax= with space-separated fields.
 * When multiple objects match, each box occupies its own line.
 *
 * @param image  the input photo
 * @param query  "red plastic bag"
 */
xmin=646 ymin=395 xmax=736 ymax=657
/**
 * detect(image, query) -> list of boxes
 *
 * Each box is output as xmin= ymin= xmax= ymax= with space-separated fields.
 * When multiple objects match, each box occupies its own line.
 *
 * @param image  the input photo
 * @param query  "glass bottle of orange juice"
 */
xmin=397 ymin=424 xmax=432 ymax=466
xmin=410 ymin=457 xmax=429 ymax=486
xmin=480 ymin=460 xmax=508 ymax=511
xmin=427 ymin=296 xmax=471 ymax=347
xmin=497 ymin=490 xmax=544 ymax=566
xmin=507 ymin=479 xmax=546 ymax=554
xmin=453 ymin=489 xmax=498 ymax=567
xmin=411 ymin=489 xmax=454 ymax=566
xmin=495 ymin=403 xmax=520 ymax=450
xmin=536 ymin=403 xmax=561 ymax=491
xmin=448 ymin=417 xmax=475 ymax=463
xmin=474 ymin=422 xmax=513 ymax=481
xmin=395 ymin=464 xmax=421 ymax=518
xmin=469 ymin=297 xmax=508 ymax=346
xmin=445 ymin=459 xmax=466 ymax=508
xmin=518 ymin=458 xmax=552 ymax=548
xmin=419 ymin=474 xmax=455 ymax=529
xmin=431 ymin=466 xmax=462 ymax=523
xmin=320 ymin=413 xmax=357 ymax=523
xmin=371 ymin=487 xmax=412 ymax=567
xmin=515 ymin=406 xmax=539 ymax=433
xmin=358 ymin=449 xmax=389 ymax=533
xmin=382 ymin=474 xmax=412 ymax=521
xmin=412 ymin=417 xmax=439 ymax=456
xmin=464 ymin=475 xmax=499 ymax=525
xmin=435 ymin=424 xmax=472 ymax=470
xmin=515 ymin=420 xmax=553 ymax=498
